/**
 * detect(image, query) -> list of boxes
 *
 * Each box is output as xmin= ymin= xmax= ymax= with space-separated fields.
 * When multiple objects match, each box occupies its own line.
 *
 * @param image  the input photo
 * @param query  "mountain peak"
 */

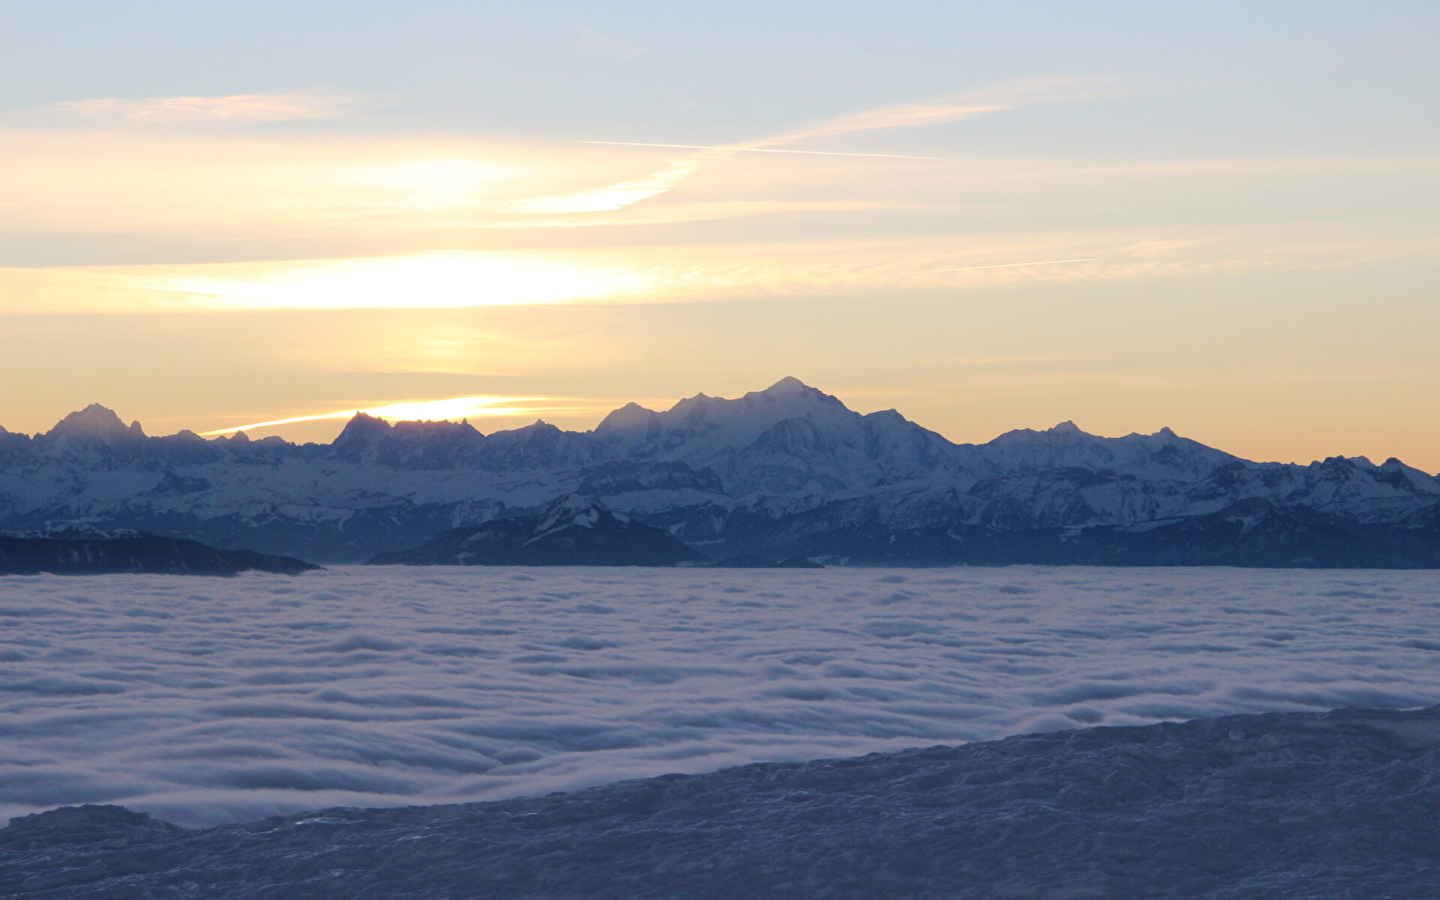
xmin=764 ymin=376 xmax=809 ymax=394
xmin=46 ymin=404 xmax=145 ymax=441
xmin=535 ymin=492 xmax=624 ymax=535
xmin=745 ymin=376 xmax=842 ymax=408
xmin=333 ymin=412 xmax=392 ymax=445
xmin=596 ymin=401 xmax=660 ymax=434
xmin=1049 ymin=420 xmax=1082 ymax=434
xmin=542 ymin=491 xmax=608 ymax=517
xmin=391 ymin=418 xmax=481 ymax=438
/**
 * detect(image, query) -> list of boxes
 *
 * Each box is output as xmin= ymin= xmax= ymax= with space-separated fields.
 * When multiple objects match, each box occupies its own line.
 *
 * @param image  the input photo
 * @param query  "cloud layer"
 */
xmin=0 ymin=566 xmax=1436 ymax=828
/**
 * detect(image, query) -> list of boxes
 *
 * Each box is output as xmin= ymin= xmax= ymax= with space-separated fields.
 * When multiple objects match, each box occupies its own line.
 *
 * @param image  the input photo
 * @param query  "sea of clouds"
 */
xmin=1 ymin=565 xmax=1437 ymax=828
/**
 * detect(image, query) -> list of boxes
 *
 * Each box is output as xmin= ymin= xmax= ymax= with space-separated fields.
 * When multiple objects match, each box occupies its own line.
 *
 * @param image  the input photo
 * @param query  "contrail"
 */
xmin=892 ymin=257 xmax=1098 ymax=275
xmin=576 ymin=140 xmax=945 ymax=161
xmin=533 ymin=77 xmax=1131 ymax=216
xmin=200 ymin=410 xmax=362 ymax=435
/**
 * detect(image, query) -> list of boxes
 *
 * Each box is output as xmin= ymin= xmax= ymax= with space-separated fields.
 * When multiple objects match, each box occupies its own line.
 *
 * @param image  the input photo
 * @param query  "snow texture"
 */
xmin=3 ymin=705 xmax=1438 ymax=898
xmin=1 ymin=566 xmax=1438 ymax=831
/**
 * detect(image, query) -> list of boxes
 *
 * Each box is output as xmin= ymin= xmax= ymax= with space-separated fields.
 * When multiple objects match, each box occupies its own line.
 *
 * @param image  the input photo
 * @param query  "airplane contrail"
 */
xmin=575 ymin=140 xmax=945 ymax=161
xmin=534 ymin=77 xmax=1132 ymax=217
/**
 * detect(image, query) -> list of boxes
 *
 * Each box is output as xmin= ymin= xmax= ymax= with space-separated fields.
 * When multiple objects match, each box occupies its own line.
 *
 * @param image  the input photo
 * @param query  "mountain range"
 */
xmin=2 ymin=377 xmax=1437 ymax=567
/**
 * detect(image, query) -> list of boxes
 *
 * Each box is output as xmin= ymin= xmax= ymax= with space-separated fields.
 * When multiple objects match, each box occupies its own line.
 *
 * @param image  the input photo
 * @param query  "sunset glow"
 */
xmin=6 ymin=5 xmax=1440 ymax=883
xmin=147 ymin=253 xmax=655 ymax=311
xmin=0 ymin=2 xmax=1435 ymax=467
xmin=200 ymin=395 xmax=573 ymax=436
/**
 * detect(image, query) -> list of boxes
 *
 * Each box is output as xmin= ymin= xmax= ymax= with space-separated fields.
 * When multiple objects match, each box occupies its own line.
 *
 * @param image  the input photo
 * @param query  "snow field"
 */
xmin=0 ymin=565 xmax=1437 ymax=827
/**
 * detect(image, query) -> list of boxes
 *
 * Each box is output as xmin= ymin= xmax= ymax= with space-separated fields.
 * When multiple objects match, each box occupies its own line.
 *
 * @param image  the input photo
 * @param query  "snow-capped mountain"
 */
xmin=0 ymin=377 xmax=1436 ymax=565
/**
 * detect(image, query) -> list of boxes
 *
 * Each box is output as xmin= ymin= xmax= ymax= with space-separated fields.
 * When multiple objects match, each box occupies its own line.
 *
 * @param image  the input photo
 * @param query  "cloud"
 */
xmin=545 ymin=74 xmax=1134 ymax=215
xmin=891 ymin=258 xmax=1098 ymax=275
xmin=578 ymin=26 xmax=651 ymax=59
xmin=46 ymin=89 xmax=368 ymax=124
xmin=575 ymin=140 xmax=944 ymax=161
xmin=509 ymin=158 xmax=705 ymax=214
xmin=3 ymin=226 xmax=1434 ymax=316
xmin=0 ymin=567 xmax=1435 ymax=827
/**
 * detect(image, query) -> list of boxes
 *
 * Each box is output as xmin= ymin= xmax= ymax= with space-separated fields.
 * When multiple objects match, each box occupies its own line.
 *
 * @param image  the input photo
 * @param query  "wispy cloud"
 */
xmin=510 ymin=158 xmax=705 ymax=215
xmin=891 ymin=257 xmax=1099 ymax=275
xmin=8 ymin=224 xmax=1427 ymax=316
xmin=576 ymin=140 xmax=944 ymax=160
xmin=579 ymin=26 xmax=651 ymax=59
xmin=540 ymin=75 xmax=1131 ymax=215
xmin=48 ymin=89 xmax=367 ymax=124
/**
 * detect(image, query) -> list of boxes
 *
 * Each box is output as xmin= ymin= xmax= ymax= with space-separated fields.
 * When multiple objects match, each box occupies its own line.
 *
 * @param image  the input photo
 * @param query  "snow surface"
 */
xmin=0 ymin=566 xmax=1438 ymax=829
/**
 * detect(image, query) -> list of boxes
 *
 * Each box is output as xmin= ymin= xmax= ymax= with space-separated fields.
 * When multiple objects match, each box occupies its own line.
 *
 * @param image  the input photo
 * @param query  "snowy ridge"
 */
xmin=0 ymin=378 xmax=1437 ymax=562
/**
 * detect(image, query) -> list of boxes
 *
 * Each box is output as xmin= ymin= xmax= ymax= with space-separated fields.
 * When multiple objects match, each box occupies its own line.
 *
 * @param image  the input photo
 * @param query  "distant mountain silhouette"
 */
xmin=0 ymin=378 xmax=1437 ymax=567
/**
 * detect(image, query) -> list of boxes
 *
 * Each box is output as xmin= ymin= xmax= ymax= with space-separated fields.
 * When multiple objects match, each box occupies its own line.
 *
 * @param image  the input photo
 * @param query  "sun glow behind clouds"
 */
xmin=147 ymin=252 xmax=654 ymax=311
xmin=331 ymin=157 xmax=525 ymax=211
xmin=200 ymin=395 xmax=572 ymax=436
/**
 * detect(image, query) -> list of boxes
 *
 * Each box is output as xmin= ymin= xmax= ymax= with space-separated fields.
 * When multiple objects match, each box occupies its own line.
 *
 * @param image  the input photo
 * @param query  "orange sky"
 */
xmin=1 ymin=3 xmax=1437 ymax=470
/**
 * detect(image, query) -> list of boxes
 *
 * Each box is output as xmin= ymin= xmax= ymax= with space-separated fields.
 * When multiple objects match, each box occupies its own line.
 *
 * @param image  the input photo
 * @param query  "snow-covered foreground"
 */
xmin=0 ymin=566 xmax=1437 ymax=828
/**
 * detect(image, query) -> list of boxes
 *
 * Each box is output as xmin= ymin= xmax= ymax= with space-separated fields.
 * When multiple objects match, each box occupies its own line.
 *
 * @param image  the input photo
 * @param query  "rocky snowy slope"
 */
xmin=369 ymin=494 xmax=703 ymax=566
xmin=3 ymin=704 xmax=1437 ymax=899
xmin=0 ymin=378 xmax=1436 ymax=564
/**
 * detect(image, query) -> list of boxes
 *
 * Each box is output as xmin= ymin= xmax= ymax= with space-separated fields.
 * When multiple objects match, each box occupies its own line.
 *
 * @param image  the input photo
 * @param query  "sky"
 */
xmin=1 ymin=0 xmax=1437 ymax=468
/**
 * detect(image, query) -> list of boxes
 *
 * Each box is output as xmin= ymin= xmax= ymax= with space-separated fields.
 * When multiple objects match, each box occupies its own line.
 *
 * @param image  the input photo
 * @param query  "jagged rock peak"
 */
xmin=991 ymin=421 xmax=1093 ymax=443
xmin=46 ymin=404 xmax=146 ymax=440
xmin=391 ymin=418 xmax=482 ymax=437
xmin=333 ymin=412 xmax=392 ymax=445
xmin=487 ymin=419 xmax=562 ymax=442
